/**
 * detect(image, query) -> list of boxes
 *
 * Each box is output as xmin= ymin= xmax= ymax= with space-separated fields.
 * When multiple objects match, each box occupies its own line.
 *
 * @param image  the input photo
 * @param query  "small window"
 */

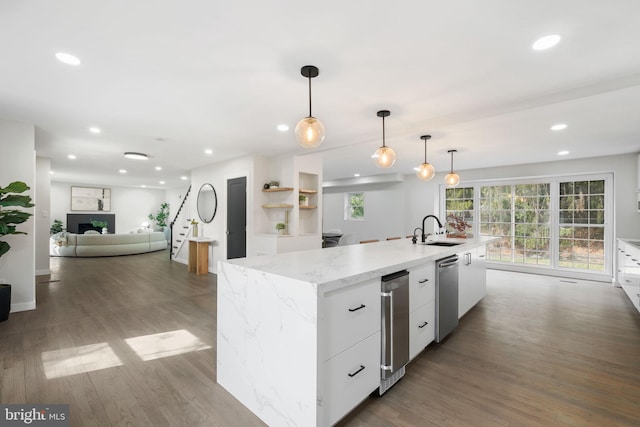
xmin=345 ymin=192 xmax=364 ymax=220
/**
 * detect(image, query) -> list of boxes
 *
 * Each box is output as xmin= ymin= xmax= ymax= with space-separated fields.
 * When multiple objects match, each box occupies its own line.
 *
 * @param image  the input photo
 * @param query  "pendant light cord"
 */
xmin=308 ymin=76 xmax=312 ymax=117
xmin=382 ymin=116 xmax=386 ymax=148
xmin=424 ymin=140 xmax=427 ymax=163
xmin=450 ymin=151 xmax=454 ymax=173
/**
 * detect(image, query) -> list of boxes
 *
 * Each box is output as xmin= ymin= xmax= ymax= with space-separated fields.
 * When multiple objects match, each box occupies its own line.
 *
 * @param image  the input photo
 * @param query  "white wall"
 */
xmin=323 ymin=182 xmax=408 ymax=243
xmin=0 ymin=118 xmax=36 ymax=312
xmin=35 ymin=157 xmax=51 ymax=275
xmin=50 ymin=182 xmax=166 ymax=233
xmin=191 ymin=155 xmax=255 ymax=273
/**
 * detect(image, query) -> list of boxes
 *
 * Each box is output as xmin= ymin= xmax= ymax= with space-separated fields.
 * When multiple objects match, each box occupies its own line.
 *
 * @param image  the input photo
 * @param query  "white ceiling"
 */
xmin=1 ymin=1 xmax=639 ymax=188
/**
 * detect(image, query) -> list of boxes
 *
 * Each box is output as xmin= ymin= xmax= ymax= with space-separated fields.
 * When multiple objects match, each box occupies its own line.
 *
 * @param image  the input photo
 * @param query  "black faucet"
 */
xmin=411 ymin=227 xmax=422 ymax=244
xmin=422 ymin=215 xmax=443 ymax=243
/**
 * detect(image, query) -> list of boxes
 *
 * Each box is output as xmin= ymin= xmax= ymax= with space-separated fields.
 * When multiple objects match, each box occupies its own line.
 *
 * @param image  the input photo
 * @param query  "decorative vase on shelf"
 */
xmin=193 ymin=224 xmax=198 ymax=237
xmin=101 ymin=228 xmax=108 ymax=234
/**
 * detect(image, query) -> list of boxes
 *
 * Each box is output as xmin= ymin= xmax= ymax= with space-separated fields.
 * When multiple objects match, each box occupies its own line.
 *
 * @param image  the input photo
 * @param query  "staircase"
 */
xmin=171 ymin=217 xmax=196 ymax=264
xmin=169 ymin=185 xmax=191 ymax=261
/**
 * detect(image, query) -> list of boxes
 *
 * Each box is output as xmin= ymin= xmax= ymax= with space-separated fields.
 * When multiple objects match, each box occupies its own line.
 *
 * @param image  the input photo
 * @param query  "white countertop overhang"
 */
xmin=223 ymin=236 xmax=498 ymax=293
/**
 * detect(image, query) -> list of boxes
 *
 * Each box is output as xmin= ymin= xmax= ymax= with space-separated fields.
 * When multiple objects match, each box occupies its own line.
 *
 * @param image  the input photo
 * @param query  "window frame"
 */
xmin=344 ymin=192 xmax=365 ymax=221
xmin=439 ymin=172 xmax=613 ymax=281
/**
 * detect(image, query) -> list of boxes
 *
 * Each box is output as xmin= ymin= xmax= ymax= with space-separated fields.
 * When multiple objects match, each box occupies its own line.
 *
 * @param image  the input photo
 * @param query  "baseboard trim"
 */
xmin=11 ymin=301 xmax=36 ymax=313
xmin=36 ymin=269 xmax=52 ymax=276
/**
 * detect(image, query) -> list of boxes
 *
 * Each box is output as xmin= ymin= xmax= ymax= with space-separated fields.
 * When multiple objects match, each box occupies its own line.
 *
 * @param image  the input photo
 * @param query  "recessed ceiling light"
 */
xmin=180 ymin=176 xmax=188 ymax=180
xmin=532 ymin=34 xmax=561 ymax=51
xmin=204 ymin=149 xmax=213 ymax=155
xmin=55 ymin=52 xmax=81 ymax=66
xmin=50 ymin=170 xmax=55 ymax=174
xmin=551 ymin=123 xmax=567 ymax=131
xmin=141 ymin=185 xmax=147 ymax=188
xmin=353 ymin=173 xmax=360 ymax=177
xmin=371 ymin=153 xmax=379 ymax=159
xmin=155 ymin=166 xmax=162 ymax=171
xmin=68 ymin=154 xmax=76 ymax=160
xmin=89 ymin=127 xmax=101 ymax=134
xmin=159 ymin=181 xmax=166 ymax=185
xmin=558 ymin=150 xmax=570 ymax=156
xmin=277 ymin=124 xmax=289 ymax=132
xmin=412 ymin=167 xmax=420 ymax=171
xmin=119 ymin=169 xmax=127 ymax=174
xmin=124 ymin=152 xmax=148 ymax=160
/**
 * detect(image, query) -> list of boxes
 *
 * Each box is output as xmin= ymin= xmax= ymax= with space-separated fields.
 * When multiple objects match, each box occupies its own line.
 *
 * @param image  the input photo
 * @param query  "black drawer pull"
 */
xmin=418 ymin=278 xmax=429 ymax=284
xmin=348 ymin=365 xmax=365 ymax=377
xmin=348 ymin=304 xmax=366 ymax=312
xmin=418 ymin=321 xmax=429 ymax=329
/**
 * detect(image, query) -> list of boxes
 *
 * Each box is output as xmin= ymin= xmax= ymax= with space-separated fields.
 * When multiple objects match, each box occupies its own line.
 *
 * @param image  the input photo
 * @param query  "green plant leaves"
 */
xmin=0 ymin=181 xmax=34 ymax=258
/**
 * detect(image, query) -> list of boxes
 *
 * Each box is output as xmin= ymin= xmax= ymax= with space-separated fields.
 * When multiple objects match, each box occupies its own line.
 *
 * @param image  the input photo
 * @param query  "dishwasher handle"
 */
xmin=438 ymin=256 xmax=459 ymax=268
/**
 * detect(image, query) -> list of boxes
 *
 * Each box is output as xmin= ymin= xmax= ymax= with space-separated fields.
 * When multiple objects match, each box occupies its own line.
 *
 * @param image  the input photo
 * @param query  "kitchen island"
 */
xmin=217 ymin=236 xmax=496 ymax=427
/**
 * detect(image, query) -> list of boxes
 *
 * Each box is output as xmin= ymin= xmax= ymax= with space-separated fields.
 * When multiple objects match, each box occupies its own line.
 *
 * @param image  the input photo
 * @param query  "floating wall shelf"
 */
xmin=262 ymin=187 xmax=293 ymax=192
xmin=262 ymin=204 xmax=294 ymax=209
xmin=299 ymin=205 xmax=317 ymax=209
xmin=299 ymin=188 xmax=318 ymax=194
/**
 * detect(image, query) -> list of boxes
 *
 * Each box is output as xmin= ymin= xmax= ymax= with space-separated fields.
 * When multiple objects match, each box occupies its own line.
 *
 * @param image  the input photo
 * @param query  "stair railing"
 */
xmin=169 ymin=185 xmax=191 ymax=260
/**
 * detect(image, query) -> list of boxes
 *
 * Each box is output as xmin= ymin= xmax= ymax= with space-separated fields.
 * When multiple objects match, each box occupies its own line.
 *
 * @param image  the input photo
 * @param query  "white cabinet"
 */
xmin=323 ymin=278 xmax=381 ymax=361
xmin=408 ymin=262 xmax=435 ymax=360
xmin=322 ymin=278 xmax=381 ymax=424
xmin=324 ymin=333 xmax=380 ymax=426
xmin=458 ymin=245 xmax=487 ymax=318
xmin=618 ymin=239 xmax=640 ymax=313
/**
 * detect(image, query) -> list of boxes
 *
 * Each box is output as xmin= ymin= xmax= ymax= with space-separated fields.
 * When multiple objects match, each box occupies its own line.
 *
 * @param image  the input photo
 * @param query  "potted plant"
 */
xmin=0 ymin=181 xmax=34 ymax=322
xmin=275 ymin=222 xmax=286 ymax=235
xmin=149 ymin=202 xmax=170 ymax=241
xmin=299 ymin=194 xmax=309 ymax=206
xmin=269 ymin=180 xmax=280 ymax=189
xmin=50 ymin=219 xmax=64 ymax=234
xmin=446 ymin=214 xmax=471 ymax=238
xmin=90 ymin=220 xmax=108 ymax=234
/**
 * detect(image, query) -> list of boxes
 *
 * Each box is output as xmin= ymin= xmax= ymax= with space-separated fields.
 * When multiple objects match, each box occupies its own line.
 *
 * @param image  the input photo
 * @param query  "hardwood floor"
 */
xmin=1 ymin=252 xmax=639 ymax=426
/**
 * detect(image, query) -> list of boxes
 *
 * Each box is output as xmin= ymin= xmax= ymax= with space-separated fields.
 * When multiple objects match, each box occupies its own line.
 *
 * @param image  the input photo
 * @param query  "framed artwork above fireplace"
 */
xmin=71 ymin=186 xmax=111 ymax=211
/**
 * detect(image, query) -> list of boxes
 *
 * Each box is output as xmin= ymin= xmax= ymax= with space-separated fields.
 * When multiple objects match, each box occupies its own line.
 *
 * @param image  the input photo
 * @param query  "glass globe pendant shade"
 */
xmin=295 ymin=116 xmax=325 ymax=148
xmin=374 ymin=145 xmax=396 ymax=168
xmin=444 ymin=172 xmax=460 ymax=187
xmin=416 ymin=162 xmax=436 ymax=181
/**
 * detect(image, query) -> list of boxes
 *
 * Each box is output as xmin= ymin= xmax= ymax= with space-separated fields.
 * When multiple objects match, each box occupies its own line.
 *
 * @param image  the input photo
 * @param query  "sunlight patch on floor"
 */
xmin=124 ymin=329 xmax=211 ymax=361
xmin=41 ymin=343 xmax=123 ymax=379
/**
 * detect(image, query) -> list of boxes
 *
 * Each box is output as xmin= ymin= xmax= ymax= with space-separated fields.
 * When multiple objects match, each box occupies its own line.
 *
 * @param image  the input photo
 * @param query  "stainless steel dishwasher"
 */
xmin=379 ymin=270 xmax=409 ymax=395
xmin=436 ymin=255 xmax=459 ymax=342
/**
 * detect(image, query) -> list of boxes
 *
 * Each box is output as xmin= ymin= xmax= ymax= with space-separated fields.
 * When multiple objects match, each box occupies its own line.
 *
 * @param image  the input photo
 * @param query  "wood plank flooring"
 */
xmin=1 ymin=251 xmax=639 ymax=426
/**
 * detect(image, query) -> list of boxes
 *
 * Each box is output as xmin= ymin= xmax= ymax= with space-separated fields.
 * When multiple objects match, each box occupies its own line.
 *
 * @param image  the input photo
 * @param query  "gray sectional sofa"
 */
xmin=50 ymin=231 xmax=167 ymax=257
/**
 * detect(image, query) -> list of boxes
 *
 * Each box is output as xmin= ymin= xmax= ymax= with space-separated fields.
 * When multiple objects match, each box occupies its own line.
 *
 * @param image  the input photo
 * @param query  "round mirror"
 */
xmin=197 ymin=183 xmax=217 ymax=223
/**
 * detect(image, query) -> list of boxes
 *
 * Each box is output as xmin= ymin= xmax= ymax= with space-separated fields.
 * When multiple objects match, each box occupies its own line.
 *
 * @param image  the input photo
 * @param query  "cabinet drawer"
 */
xmin=409 ymin=302 xmax=435 ymax=360
xmin=323 ymin=278 xmax=381 ymax=361
xmin=324 ymin=332 xmax=380 ymax=426
xmin=409 ymin=262 xmax=435 ymax=312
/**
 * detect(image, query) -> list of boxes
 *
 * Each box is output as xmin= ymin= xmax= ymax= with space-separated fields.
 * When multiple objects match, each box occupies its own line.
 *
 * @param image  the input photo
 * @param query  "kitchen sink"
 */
xmin=421 ymin=241 xmax=461 ymax=247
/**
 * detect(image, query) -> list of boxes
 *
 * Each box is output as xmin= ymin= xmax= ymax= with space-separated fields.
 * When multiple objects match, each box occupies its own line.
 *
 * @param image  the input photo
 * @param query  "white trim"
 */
xmin=11 ymin=300 xmax=36 ymax=313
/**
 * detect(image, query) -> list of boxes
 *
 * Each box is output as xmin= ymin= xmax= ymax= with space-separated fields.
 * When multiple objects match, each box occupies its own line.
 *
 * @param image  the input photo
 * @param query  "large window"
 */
xmin=443 ymin=174 xmax=611 ymax=277
xmin=558 ymin=179 xmax=605 ymax=271
xmin=345 ymin=192 xmax=364 ymax=220
xmin=480 ymin=183 xmax=551 ymax=265
xmin=444 ymin=187 xmax=474 ymax=237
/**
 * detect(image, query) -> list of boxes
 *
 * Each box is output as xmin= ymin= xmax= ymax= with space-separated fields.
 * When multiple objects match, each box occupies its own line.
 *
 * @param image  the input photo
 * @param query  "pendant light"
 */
xmin=444 ymin=149 xmax=460 ymax=187
xmin=416 ymin=135 xmax=435 ymax=181
xmin=374 ymin=110 xmax=396 ymax=168
xmin=295 ymin=65 xmax=325 ymax=148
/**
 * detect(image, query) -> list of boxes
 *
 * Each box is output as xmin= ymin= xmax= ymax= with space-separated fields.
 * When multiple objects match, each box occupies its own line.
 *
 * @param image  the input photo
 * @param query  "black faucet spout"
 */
xmin=421 ymin=215 xmax=443 ymax=242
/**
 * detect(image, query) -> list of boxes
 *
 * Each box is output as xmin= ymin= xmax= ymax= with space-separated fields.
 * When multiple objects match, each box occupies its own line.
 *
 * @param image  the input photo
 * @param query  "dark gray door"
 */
xmin=227 ymin=176 xmax=246 ymax=259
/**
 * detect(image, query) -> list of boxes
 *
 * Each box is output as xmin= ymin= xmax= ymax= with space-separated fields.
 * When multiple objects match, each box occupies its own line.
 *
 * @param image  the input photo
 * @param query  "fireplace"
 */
xmin=67 ymin=214 xmax=115 ymax=234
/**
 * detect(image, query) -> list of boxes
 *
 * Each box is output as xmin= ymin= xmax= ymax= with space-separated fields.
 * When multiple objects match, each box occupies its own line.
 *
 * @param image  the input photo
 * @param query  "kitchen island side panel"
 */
xmin=217 ymin=262 xmax=319 ymax=426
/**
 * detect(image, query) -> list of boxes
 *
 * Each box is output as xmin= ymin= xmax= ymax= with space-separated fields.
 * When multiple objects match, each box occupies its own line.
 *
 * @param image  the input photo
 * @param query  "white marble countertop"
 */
xmin=223 ymin=236 xmax=498 ymax=292
xmin=619 ymin=238 xmax=640 ymax=250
